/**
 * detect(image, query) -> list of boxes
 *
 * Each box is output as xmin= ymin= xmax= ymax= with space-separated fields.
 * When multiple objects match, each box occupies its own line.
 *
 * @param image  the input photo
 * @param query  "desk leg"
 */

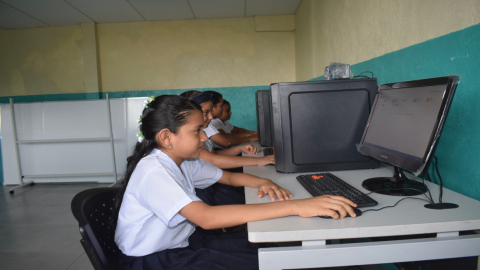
xmin=258 ymin=234 xmax=480 ymax=270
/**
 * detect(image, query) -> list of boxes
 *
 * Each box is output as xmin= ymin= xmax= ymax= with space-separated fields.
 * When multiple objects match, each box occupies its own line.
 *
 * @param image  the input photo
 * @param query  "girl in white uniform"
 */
xmin=204 ymin=91 xmax=259 ymax=149
xmin=180 ymin=90 xmax=272 ymax=206
xmin=210 ymin=100 xmax=257 ymax=149
xmin=179 ymin=90 xmax=274 ymax=168
xmin=114 ymin=95 xmax=357 ymax=270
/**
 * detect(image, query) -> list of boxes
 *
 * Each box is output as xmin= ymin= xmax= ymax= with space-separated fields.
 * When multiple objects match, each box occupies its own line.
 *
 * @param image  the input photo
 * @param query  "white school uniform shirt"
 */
xmin=203 ymin=124 xmax=219 ymax=138
xmin=202 ymin=125 xmax=219 ymax=152
xmin=210 ymin=118 xmax=234 ymax=134
xmin=203 ymin=139 xmax=215 ymax=152
xmin=209 ymin=119 xmax=235 ymax=149
xmin=115 ymin=148 xmax=223 ymax=257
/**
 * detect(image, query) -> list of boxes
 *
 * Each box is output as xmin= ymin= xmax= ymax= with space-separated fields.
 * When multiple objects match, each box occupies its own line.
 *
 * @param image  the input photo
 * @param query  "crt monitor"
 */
xmin=256 ymin=90 xmax=273 ymax=147
xmin=357 ymin=75 xmax=459 ymax=196
xmin=270 ymin=78 xmax=380 ymax=173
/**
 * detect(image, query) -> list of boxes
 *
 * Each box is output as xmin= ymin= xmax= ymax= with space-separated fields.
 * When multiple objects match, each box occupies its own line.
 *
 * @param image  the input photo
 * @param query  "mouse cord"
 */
xmin=365 ymin=188 xmax=434 ymax=205
xmin=361 ymin=197 xmax=432 ymax=213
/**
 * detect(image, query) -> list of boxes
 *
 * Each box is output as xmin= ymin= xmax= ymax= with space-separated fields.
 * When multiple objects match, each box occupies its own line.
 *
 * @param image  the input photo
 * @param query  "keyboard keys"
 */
xmin=296 ymin=173 xmax=378 ymax=208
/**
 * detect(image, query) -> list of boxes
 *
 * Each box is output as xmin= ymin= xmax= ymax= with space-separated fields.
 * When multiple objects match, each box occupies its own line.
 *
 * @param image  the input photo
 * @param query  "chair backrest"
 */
xmin=71 ymin=187 xmax=121 ymax=270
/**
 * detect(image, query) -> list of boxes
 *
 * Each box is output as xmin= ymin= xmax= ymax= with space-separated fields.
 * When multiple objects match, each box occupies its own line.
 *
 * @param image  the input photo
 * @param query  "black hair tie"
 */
xmin=192 ymin=93 xmax=213 ymax=105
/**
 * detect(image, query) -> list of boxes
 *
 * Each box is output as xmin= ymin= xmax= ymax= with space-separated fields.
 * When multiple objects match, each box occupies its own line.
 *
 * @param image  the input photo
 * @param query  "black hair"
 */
xmin=112 ymin=95 xmax=202 ymax=227
xmin=204 ymin=90 xmax=223 ymax=106
xmin=222 ymin=100 xmax=230 ymax=106
xmin=180 ymin=90 xmax=203 ymax=100
xmin=180 ymin=90 xmax=212 ymax=105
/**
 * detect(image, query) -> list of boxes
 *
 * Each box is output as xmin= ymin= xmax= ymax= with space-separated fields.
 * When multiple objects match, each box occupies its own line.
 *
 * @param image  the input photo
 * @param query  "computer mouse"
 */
xmin=318 ymin=208 xmax=362 ymax=219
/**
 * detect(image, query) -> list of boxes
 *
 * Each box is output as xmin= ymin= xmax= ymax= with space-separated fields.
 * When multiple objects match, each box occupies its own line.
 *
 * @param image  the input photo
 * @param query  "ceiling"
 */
xmin=0 ymin=0 xmax=302 ymax=30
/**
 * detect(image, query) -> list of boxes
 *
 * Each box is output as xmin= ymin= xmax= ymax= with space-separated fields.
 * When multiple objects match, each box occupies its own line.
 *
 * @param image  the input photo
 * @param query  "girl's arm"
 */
xmin=216 ymin=170 xmax=291 ymax=201
xmin=210 ymin=130 xmax=257 ymax=148
xmin=180 ymin=195 xmax=357 ymax=230
xmin=232 ymin=126 xmax=257 ymax=135
xmin=216 ymin=144 xmax=259 ymax=156
xmin=199 ymin=149 xmax=274 ymax=169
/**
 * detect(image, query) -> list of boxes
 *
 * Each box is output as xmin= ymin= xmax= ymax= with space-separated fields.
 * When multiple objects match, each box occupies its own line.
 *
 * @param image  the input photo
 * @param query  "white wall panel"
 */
xmin=14 ymin=100 xmax=110 ymax=140
xmin=1 ymin=104 xmax=21 ymax=185
xmin=0 ymin=97 xmax=148 ymax=185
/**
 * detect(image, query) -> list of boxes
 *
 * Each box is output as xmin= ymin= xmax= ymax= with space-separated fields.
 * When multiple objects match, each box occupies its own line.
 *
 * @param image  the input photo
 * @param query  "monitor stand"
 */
xmin=362 ymin=166 xmax=427 ymax=196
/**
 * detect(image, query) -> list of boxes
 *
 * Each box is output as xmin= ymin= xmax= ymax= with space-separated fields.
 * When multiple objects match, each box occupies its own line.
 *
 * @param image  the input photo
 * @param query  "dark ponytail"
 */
xmin=204 ymin=90 xmax=223 ymax=106
xmin=112 ymin=95 xmax=201 ymax=227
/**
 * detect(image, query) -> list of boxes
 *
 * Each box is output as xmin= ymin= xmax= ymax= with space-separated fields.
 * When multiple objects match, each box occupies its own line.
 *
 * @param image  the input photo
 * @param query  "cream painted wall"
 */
xmin=0 ymin=26 xmax=85 ymax=97
xmin=295 ymin=0 xmax=480 ymax=81
xmin=97 ymin=17 xmax=295 ymax=92
xmin=0 ymin=16 xmax=294 ymax=97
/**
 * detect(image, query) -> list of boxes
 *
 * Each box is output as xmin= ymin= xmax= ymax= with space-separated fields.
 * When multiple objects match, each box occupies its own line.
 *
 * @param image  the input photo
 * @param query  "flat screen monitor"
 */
xmin=256 ymin=90 xmax=273 ymax=147
xmin=358 ymin=76 xmax=459 ymax=196
xmin=271 ymin=78 xmax=380 ymax=173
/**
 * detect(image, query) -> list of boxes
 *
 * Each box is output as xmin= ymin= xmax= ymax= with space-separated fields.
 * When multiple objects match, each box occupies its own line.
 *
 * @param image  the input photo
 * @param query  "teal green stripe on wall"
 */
xmin=312 ymin=23 xmax=480 ymax=201
xmin=0 ymin=86 xmax=269 ymax=132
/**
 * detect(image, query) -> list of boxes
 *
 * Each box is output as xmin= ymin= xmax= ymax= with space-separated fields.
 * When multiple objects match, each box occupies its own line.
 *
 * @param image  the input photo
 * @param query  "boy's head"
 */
xmin=204 ymin=90 xmax=223 ymax=118
xmin=219 ymin=100 xmax=232 ymax=122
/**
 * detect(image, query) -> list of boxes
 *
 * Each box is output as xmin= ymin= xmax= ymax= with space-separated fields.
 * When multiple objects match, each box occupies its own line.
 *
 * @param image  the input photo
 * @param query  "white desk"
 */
xmin=244 ymin=148 xmax=480 ymax=270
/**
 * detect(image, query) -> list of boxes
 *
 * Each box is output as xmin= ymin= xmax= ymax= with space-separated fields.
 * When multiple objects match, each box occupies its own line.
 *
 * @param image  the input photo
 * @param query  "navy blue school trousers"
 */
xmin=117 ymin=229 xmax=260 ymax=270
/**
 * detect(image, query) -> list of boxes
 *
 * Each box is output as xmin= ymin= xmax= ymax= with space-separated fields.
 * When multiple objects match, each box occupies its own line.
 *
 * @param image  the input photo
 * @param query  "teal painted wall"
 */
xmin=313 ymin=23 xmax=480 ymax=201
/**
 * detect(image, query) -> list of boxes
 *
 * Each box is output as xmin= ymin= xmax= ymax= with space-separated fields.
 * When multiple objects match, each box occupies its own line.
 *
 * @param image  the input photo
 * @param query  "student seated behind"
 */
xmin=181 ymin=90 xmax=272 ymax=206
xmin=204 ymin=91 xmax=258 ymax=149
xmin=114 ymin=95 xmax=357 ymax=270
xmin=179 ymin=90 xmax=274 ymax=169
xmin=210 ymin=100 xmax=257 ymax=149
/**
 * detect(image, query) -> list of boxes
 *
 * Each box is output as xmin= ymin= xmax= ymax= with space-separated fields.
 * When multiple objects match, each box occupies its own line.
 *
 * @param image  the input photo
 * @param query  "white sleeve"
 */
xmin=136 ymin=167 xmax=200 ymax=227
xmin=210 ymin=120 xmax=224 ymax=131
xmin=202 ymin=139 xmax=214 ymax=152
xmin=187 ymin=159 xmax=223 ymax=189
xmin=203 ymin=124 xmax=219 ymax=138
xmin=225 ymin=121 xmax=234 ymax=133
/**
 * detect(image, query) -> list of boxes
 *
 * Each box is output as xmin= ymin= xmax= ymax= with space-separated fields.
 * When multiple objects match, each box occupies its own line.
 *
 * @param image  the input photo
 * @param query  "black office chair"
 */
xmin=71 ymin=187 xmax=121 ymax=270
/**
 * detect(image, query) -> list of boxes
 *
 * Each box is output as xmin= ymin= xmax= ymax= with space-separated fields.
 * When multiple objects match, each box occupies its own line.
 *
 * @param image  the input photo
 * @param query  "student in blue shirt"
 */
xmin=114 ymin=95 xmax=357 ymax=270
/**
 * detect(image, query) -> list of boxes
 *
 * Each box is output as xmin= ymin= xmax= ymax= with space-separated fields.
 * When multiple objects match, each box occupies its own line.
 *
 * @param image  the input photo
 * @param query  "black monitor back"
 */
xmin=256 ymin=90 xmax=273 ymax=147
xmin=271 ymin=79 xmax=380 ymax=173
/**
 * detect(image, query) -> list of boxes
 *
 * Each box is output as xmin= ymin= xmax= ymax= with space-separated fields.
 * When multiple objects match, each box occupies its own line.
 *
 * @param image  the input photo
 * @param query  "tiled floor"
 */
xmin=0 ymin=183 xmax=108 ymax=270
xmin=0 ymin=183 xmax=385 ymax=270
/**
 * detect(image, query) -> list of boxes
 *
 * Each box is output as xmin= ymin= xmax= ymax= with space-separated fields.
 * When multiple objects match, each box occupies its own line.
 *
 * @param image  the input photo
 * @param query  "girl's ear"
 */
xmin=156 ymin=128 xmax=172 ymax=148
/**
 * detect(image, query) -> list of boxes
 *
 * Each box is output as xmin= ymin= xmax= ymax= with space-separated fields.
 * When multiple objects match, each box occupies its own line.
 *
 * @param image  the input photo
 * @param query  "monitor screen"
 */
xmin=359 ymin=76 xmax=458 ymax=173
xmin=358 ymin=76 xmax=459 ymax=196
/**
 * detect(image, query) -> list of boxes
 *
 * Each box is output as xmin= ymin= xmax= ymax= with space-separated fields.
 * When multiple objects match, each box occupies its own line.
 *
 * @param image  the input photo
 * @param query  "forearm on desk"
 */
xmin=217 ymin=170 xmax=268 ymax=188
xmin=180 ymin=200 xmax=297 ymax=230
xmin=210 ymin=132 xmax=253 ymax=147
xmin=200 ymin=149 xmax=260 ymax=169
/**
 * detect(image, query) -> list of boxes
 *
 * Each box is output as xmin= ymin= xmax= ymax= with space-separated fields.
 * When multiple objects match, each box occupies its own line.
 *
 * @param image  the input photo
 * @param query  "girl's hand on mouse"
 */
xmin=294 ymin=195 xmax=357 ymax=219
xmin=257 ymin=179 xmax=292 ymax=201
xmin=256 ymin=155 xmax=275 ymax=166
xmin=240 ymin=144 xmax=259 ymax=154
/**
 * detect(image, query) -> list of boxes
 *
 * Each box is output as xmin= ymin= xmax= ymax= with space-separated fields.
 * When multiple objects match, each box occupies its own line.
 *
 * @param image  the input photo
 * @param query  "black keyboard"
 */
xmin=263 ymin=147 xmax=274 ymax=156
xmin=296 ymin=173 xmax=378 ymax=208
